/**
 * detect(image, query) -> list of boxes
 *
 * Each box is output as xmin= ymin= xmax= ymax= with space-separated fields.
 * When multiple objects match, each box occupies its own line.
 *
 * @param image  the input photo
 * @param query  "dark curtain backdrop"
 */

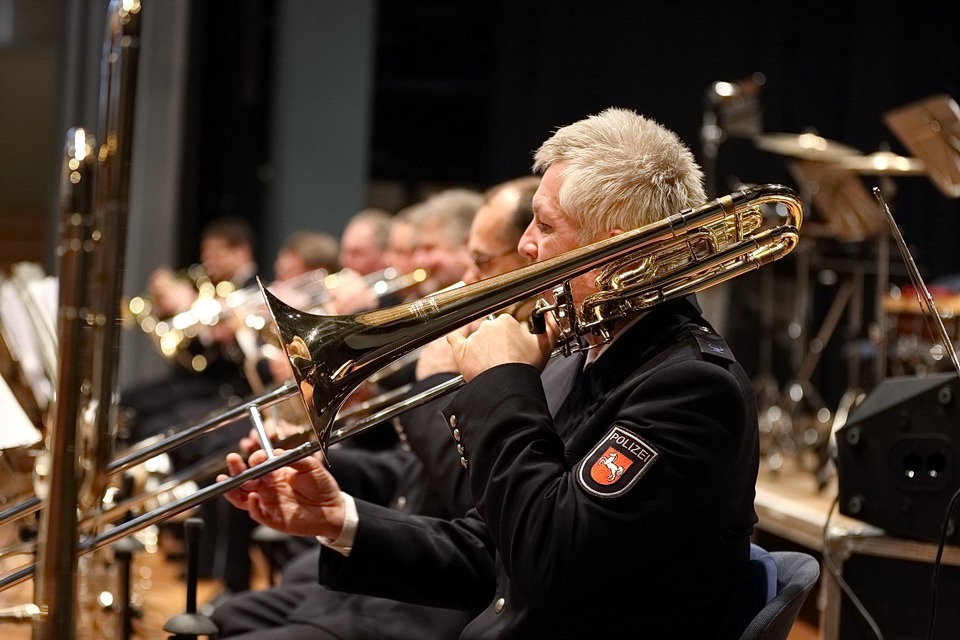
xmin=187 ymin=0 xmax=960 ymax=276
xmin=372 ymin=0 xmax=960 ymax=276
xmin=185 ymin=0 xmax=960 ymax=398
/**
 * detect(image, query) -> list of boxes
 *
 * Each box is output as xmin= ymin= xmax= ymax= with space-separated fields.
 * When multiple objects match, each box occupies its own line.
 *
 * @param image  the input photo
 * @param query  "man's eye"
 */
xmin=537 ymin=223 xmax=552 ymax=234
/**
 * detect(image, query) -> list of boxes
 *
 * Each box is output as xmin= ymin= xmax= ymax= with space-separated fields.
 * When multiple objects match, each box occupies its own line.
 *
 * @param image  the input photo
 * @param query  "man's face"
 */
xmin=339 ymin=221 xmax=385 ymax=276
xmin=201 ymin=237 xmax=251 ymax=284
xmin=414 ymin=218 xmax=471 ymax=294
xmin=519 ymin=163 xmax=600 ymax=306
xmin=385 ymin=220 xmax=418 ymax=275
xmin=463 ymin=189 xmax=530 ymax=285
xmin=273 ymin=249 xmax=309 ymax=282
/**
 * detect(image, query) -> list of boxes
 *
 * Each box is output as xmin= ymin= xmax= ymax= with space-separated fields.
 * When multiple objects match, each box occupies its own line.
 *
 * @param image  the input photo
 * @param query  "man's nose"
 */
xmin=518 ymin=234 xmax=537 ymax=261
xmin=462 ymin=263 xmax=480 ymax=285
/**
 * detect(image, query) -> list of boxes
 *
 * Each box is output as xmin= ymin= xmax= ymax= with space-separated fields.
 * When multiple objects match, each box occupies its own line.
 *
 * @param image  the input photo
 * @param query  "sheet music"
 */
xmin=26 ymin=275 xmax=59 ymax=364
xmin=0 ymin=372 xmax=43 ymax=449
xmin=0 ymin=278 xmax=53 ymax=409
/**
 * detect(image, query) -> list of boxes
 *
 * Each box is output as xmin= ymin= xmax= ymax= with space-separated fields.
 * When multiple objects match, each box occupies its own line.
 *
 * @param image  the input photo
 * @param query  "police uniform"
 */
xmin=318 ymin=297 xmax=759 ymax=638
xmin=211 ymin=373 xmax=478 ymax=639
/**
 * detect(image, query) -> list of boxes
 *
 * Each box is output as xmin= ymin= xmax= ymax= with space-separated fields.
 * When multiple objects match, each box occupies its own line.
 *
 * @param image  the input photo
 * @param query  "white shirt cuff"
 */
xmin=316 ymin=492 xmax=358 ymax=556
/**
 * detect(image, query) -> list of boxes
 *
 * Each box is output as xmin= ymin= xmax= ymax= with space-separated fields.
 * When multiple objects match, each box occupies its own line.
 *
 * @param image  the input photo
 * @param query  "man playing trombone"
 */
xmin=222 ymin=108 xmax=761 ymax=638
xmin=210 ymin=176 xmax=538 ymax=640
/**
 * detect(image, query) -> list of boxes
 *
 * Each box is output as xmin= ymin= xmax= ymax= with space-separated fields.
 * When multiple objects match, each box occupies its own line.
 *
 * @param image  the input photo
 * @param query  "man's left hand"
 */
xmin=447 ymin=313 xmax=557 ymax=382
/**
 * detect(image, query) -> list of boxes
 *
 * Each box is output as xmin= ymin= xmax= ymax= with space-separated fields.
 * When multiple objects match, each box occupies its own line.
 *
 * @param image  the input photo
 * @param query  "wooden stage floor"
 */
xmin=1 ymin=524 xmax=819 ymax=640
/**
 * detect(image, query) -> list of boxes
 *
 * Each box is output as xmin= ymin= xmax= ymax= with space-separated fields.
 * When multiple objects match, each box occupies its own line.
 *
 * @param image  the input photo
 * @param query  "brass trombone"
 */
xmin=127 ymin=263 xmax=428 ymax=371
xmin=268 ymin=184 xmax=804 ymax=453
xmin=0 ymin=183 xmax=802 ymax=602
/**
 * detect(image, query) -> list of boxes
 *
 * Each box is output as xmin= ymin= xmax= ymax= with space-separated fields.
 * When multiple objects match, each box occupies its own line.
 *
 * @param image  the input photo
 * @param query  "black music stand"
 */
xmin=782 ymin=161 xmax=890 ymax=423
xmin=884 ymin=94 xmax=960 ymax=199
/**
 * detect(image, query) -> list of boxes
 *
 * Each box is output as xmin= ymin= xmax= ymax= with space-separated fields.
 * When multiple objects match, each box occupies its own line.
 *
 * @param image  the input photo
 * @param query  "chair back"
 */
xmin=740 ymin=551 xmax=820 ymax=640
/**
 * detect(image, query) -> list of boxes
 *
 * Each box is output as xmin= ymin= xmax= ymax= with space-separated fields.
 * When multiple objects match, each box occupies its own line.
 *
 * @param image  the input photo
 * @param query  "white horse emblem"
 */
xmin=598 ymin=451 xmax=625 ymax=482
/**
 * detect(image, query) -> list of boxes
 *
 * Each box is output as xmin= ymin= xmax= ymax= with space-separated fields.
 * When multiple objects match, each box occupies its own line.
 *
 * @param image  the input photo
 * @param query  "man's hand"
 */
xmin=219 ymin=449 xmax=345 ymax=540
xmin=415 ymin=336 xmax=460 ymax=380
xmin=326 ymin=270 xmax=377 ymax=314
xmin=149 ymin=267 xmax=197 ymax=317
xmin=446 ymin=313 xmax=558 ymax=382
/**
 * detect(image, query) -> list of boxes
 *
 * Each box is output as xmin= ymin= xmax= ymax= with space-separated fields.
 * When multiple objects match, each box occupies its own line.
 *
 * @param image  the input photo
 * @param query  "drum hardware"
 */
xmin=750 ymin=132 xmax=924 ymax=475
xmin=754 ymin=131 xmax=861 ymax=162
xmin=701 ymin=73 xmax=766 ymax=197
xmin=824 ymin=150 xmax=926 ymax=176
xmin=883 ymin=285 xmax=960 ymax=376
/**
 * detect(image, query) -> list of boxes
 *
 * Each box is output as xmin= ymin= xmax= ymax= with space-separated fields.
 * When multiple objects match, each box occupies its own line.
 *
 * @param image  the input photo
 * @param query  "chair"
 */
xmin=740 ymin=550 xmax=820 ymax=640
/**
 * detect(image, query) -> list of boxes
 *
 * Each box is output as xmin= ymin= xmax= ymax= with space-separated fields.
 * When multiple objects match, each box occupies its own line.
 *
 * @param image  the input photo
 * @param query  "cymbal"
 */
xmin=753 ymin=132 xmax=861 ymax=161
xmin=826 ymin=150 xmax=926 ymax=176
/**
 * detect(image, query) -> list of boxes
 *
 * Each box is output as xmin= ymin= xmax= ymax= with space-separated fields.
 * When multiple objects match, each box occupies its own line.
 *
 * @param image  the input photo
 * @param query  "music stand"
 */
xmin=883 ymin=94 xmax=960 ymax=199
xmin=786 ymin=160 xmax=891 ymax=393
xmin=788 ymin=160 xmax=887 ymax=241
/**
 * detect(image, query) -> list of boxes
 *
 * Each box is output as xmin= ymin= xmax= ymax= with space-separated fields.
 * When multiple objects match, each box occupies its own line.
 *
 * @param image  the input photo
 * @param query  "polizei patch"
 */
xmin=578 ymin=425 xmax=659 ymax=498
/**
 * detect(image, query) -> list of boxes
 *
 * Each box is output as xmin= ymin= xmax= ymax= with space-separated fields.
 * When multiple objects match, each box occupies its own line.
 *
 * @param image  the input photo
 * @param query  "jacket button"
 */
xmin=494 ymin=597 xmax=505 ymax=613
xmin=460 ymin=456 xmax=468 ymax=469
xmin=452 ymin=428 xmax=461 ymax=442
xmin=457 ymin=444 xmax=464 ymax=455
xmin=449 ymin=414 xmax=458 ymax=428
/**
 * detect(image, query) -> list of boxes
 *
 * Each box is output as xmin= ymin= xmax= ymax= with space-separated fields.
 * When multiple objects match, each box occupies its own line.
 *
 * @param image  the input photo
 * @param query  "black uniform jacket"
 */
xmin=319 ymin=297 xmax=759 ymax=638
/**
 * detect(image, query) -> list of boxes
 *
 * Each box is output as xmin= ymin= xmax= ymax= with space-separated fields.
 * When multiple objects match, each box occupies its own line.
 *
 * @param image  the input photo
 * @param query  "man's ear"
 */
xmin=608 ymin=227 xmax=624 ymax=237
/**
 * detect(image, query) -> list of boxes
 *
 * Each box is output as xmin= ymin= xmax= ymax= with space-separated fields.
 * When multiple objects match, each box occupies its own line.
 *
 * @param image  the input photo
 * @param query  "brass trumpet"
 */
xmin=0 ymin=183 xmax=802 ymax=598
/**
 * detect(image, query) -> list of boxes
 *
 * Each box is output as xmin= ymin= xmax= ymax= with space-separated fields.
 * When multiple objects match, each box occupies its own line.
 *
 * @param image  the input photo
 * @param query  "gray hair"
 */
xmin=533 ymin=107 xmax=706 ymax=240
xmin=347 ymin=208 xmax=393 ymax=250
xmin=414 ymin=188 xmax=483 ymax=246
xmin=281 ymin=230 xmax=340 ymax=272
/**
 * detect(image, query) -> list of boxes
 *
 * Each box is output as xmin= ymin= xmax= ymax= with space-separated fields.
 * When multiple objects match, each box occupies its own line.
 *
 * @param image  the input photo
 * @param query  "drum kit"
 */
xmin=747 ymin=94 xmax=960 ymax=477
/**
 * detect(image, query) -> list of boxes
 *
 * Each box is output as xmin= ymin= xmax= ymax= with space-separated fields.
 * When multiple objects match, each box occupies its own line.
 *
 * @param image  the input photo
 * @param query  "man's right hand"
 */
xmin=219 ymin=449 xmax=346 ymax=541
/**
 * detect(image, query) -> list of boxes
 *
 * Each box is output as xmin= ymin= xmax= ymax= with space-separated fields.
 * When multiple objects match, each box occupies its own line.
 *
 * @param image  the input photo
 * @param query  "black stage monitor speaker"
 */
xmin=836 ymin=372 xmax=960 ymax=543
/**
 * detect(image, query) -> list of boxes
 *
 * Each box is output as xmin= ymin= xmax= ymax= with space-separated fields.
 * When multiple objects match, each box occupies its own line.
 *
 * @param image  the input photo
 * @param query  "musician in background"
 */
xmin=120 ymin=215 xmax=261 ymax=597
xmin=121 ymin=215 xmax=259 ymax=454
xmin=324 ymin=208 xmax=392 ymax=315
xmin=411 ymin=188 xmax=481 ymax=297
xmin=335 ymin=190 xmax=483 ymax=455
xmin=338 ymin=208 xmax=392 ymax=276
xmin=223 ymin=108 xmax=761 ymax=637
xmin=383 ymin=206 xmax=420 ymax=300
xmin=250 ymin=230 xmax=340 ymax=388
xmin=211 ymin=176 xmax=537 ymax=640
xmin=272 ymin=229 xmax=340 ymax=283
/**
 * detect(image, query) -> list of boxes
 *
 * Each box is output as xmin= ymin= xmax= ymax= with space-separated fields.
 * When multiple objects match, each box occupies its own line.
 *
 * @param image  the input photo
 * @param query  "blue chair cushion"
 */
xmin=718 ymin=543 xmax=777 ymax=639
xmin=750 ymin=543 xmax=778 ymax=604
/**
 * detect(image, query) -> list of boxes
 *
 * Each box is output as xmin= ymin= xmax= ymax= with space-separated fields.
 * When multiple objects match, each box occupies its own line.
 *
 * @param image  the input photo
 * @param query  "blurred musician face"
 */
xmin=414 ymin=218 xmax=472 ymax=294
xmin=463 ymin=187 xmax=531 ymax=285
xmin=273 ymin=249 xmax=309 ymax=282
xmin=339 ymin=220 xmax=386 ymax=276
xmin=201 ymin=237 xmax=254 ymax=284
xmin=384 ymin=219 xmax=418 ymax=275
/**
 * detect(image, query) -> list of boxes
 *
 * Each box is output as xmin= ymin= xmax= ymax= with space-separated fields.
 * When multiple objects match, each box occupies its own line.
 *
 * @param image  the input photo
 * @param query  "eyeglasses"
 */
xmin=469 ymin=248 xmax=516 ymax=269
